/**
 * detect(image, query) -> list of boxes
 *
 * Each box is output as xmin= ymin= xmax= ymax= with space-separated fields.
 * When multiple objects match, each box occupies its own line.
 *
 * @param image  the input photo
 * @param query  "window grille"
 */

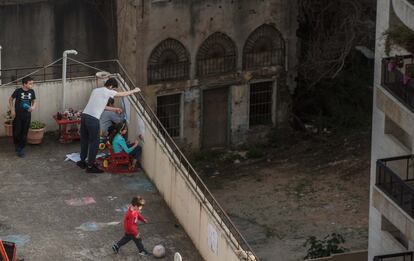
xmin=196 ymin=32 xmax=237 ymax=77
xmin=148 ymin=39 xmax=190 ymax=84
xmin=243 ymin=24 xmax=285 ymax=69
xmin=156 ymin=94 xmax=181 ymax=137
xmin=249 ymin=81 xmax=273 ymax=126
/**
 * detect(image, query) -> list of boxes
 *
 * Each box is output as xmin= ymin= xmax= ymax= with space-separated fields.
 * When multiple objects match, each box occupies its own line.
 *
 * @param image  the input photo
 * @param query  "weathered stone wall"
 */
xmin=117 ymin=0 xmax=298 ymax=149
xmin=0 ymin=0 xmax=117 ymax=69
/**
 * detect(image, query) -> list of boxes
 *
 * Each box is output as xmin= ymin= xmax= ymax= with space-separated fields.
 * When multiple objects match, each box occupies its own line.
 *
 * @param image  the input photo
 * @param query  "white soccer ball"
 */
xmin=152 ymin=244 xmax=166 ymax=258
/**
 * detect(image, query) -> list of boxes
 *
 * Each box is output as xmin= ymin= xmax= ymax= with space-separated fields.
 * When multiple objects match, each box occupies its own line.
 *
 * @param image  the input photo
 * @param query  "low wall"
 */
xmin=0 ymin=77 xmax=96 ymax=136
xmin=307 ymin=250 xmax=367 ymax=261
xmin=127 ymin=95 xmax=246 ymax=261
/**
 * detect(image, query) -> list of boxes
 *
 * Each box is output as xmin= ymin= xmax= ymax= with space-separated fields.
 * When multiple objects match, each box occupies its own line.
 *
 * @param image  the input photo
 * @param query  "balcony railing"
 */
xmin=0 ymin=60 xmax=118 ymax=85
xmin=381 ymin=56 xmax=414 ymax=113
xmin=376 ymin=155 xmax=414 ymax=219
xmin=374 ymin=251 xmax=413 ymax=261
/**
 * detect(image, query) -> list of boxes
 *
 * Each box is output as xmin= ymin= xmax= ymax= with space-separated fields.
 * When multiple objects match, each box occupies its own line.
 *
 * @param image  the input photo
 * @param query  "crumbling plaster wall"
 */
xmin=0 ymin=0 xmax=117 ymax=69
xmin=117 ymin=0 xmax=298 ymax=149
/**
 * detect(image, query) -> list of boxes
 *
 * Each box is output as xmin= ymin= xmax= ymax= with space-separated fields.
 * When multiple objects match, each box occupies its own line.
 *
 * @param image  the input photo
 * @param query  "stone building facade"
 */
xmin=369 ymin=0 xmax=414 ymax=260
xmin=117 ymin=0 xmax=298 ymax=150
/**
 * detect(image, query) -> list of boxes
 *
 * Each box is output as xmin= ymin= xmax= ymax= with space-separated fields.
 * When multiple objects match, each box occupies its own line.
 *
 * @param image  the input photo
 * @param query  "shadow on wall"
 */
xmin=0 ymin=0 xmax=117 ymax=69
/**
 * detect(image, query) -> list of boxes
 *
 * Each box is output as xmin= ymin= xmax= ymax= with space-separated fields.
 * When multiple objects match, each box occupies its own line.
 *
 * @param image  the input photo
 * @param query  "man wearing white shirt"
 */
xmin=77 ymin=78 xmax=140 ymax=173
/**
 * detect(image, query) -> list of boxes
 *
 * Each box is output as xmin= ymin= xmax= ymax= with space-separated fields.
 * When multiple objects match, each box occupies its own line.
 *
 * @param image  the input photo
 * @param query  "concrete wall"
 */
xmin=0 ymin=77 xmax=96 ymax=136
xmin=306 ymin=250 xmax=367 ymax=261
xmin=116 ymin=0 xmax=297 ymax=149
xmin=125 ymin=93 xmax=255 ymax=261
xmin=0 ymin=0 xmax=116 ymax=69
xmin=369 ymin=0 xmax=414 ymax=259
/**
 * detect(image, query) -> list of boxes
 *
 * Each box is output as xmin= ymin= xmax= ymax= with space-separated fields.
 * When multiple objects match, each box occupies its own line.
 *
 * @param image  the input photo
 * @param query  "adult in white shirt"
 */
xmin=77 ymin=78 xmax=140 ymax=173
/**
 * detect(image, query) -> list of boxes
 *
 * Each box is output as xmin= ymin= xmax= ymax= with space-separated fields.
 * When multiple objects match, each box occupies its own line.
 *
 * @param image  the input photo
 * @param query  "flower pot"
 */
xmin=4 ymin=122 xmax=13 ymax=137
xmin=27 ymin=127 xmax=45 ymax=144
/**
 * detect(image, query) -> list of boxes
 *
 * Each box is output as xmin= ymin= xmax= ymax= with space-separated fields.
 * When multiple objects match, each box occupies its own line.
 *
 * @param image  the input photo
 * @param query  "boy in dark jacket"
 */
xmin=9 ymin=76 xmax=36 ymax=157
xmin=112 ymin=196 xmax=150 ymax=256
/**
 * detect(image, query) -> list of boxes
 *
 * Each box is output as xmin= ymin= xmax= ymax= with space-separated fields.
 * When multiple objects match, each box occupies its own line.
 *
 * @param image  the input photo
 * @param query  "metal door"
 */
xmin=202 ymin=87 xmax=229 ymax=148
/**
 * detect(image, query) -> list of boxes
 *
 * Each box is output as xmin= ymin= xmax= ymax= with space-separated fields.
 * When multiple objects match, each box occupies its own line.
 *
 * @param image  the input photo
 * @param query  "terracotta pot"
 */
xmin=27 ymin=128 xmax=45 ymax=144
xmin=4 ymin=122 xmax=13 ymax=137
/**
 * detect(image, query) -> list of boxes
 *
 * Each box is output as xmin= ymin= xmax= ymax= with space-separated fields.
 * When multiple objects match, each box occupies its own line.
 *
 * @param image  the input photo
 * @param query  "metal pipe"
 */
xmin=62 ymin=49 xmax=78 ymax=111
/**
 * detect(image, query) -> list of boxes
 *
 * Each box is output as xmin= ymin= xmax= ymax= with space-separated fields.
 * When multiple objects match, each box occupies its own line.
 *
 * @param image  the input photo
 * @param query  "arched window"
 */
xmin=147 ymin=38 xmax=190 ymax=84
xmin=243 ymin=24 xmax=285 ymax=70
xmin=196 ymin=32 xmax=237 ymax=77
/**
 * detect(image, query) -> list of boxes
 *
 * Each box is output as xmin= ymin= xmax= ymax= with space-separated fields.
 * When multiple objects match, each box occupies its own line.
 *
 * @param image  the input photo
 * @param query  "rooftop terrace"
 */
xmin=0 ymin=135 xmax=203 ymax=260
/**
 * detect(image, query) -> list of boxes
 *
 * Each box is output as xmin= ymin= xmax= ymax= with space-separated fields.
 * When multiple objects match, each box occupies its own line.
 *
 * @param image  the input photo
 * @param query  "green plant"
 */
xmin=246 ymin=147 xmax=264 ymax=159
xmin=303 ymin=233 xmax=348 ymax=259
xmin=30 ymin=120 xmax=46 ymax=129
xmin=383 ymin=24 xmax=414 ymax=55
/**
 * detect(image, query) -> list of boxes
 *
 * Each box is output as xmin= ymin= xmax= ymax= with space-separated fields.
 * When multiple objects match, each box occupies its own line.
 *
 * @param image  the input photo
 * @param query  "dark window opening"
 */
xmin=243 ymin=24 xmax=285 ymax=70
xmin=249 ymin=81 xmax=273 ymax=126
xmin=148 ymin=38 xmax=190 ymax=84
xmin=157 ymin=94 xmax=181 ymax=138
xmin=196 ymin=32 xmax=237 ymax=77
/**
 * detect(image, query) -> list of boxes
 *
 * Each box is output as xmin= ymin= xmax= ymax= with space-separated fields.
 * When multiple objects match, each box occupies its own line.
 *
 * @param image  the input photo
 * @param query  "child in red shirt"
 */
xmin=112 ymin=196 xmax=150 ymax=256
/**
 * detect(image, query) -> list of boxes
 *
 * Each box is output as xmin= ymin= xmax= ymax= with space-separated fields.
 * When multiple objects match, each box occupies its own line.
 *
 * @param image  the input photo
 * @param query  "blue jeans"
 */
xmin=127 ymin=144 xmax=142 ymax=160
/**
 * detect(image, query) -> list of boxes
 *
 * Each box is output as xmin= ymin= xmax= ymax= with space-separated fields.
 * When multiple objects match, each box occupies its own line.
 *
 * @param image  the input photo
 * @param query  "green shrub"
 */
xmin=30 ymin=121 xmax=46 ymax=129
xmin=246 ymin=147 xmax=264 ymax=159
xmin=383 ymin=24 xmax=414 ymax=55
xmin=303 ymin=233 xmax=348 ymax=259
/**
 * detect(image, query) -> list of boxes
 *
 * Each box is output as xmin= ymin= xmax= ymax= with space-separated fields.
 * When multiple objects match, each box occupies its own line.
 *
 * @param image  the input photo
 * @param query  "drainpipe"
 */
xmin=0 ymin=45 xmax=2 ymax=85
xmin=62 ymin=49 xmax=78 ymax=111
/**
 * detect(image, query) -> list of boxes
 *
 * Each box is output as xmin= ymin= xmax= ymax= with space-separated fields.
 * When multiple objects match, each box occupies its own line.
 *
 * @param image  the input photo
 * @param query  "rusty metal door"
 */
xmin=202 ymin=87 xmax=229 ymax=148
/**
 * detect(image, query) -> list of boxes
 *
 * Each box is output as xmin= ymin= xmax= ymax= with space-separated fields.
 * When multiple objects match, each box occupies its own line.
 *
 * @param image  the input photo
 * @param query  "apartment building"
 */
xmin=116 ymin=0 xmax=298 ymax=150
xmin=369 ymin=0 xmax=414 ymax=260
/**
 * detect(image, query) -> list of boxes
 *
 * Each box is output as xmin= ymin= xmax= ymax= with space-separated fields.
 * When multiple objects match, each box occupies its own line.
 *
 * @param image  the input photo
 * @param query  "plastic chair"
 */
xmin=0 ymin=240 xmax=23 ymax=261
xmin=98 ymin=142 xmax=136 ymax=173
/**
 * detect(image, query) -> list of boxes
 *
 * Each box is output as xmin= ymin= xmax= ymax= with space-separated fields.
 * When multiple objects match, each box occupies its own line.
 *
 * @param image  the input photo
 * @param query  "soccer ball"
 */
xmin=152 ymin=244 xmax=166 ymax=258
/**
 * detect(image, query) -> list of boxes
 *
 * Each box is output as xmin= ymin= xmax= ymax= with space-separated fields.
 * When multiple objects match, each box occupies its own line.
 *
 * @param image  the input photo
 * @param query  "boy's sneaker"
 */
xmin=139 ymin=250 xmax=150 ymax=256
xmin=76 ymin=160 xmax=87 ymax=169
xmin=86 ymin=164 xmax=104 ymax=173
xmin=112 ymin=244 xmax=119 ymax=254
xmin=17 ymin=148 xmax=25 ymax=158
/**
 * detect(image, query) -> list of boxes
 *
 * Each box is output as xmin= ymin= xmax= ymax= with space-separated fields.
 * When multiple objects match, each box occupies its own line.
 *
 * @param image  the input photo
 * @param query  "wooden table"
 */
xmin=53 ymin=116 xmax=81 ymax=143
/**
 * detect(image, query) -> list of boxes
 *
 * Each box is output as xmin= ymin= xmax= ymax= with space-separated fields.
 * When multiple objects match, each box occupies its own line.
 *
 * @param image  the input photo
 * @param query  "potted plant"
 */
xmin=3 ymin=110 xmax=13 ymax=137
xmin=27 ymin=120 xmax=46 ymax=144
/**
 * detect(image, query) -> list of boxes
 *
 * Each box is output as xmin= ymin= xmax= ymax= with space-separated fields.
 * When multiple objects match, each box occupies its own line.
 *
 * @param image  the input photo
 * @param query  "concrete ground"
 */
xmin=0 ymin=134 xmax=203 ymax=261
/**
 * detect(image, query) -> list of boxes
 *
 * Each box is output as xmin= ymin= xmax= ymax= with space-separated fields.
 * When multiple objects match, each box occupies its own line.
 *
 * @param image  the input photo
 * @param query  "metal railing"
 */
xmin=114 ymin=61 xmax=258 ymax=260
xmin=381 ymin=56 xmax=414 ymax=113
xmin=376 ymin=155 xmax=414 ymax=219
xmin=147 ymin=62 xmax=190 ymax=84
xmin=0 ymin=60 xmax=118 ymax=85
xmin=0 ymin=58 xmax=258 ymax=260
xmin=243 ymin=50 xmax=284 ymax=70
xmin=196 ymin=55 xmax=236 ymax=77
xmin=374 ymin=251 xmax=413 ymax=261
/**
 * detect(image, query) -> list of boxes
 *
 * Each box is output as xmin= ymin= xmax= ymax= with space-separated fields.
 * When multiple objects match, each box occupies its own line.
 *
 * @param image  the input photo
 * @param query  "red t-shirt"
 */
xmin=124 ymin=207 xmax=145 ymax=237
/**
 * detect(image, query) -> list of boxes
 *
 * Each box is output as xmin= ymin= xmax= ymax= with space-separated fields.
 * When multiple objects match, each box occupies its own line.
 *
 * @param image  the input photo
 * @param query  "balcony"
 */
xmin=392 ymin=0 xmax=414 ymax=31
xmin=381 ymin=56 xmax=414 ymax=113
xmin=376 ymin=155 xmax=414 ymax=219
xmin=374 ymin=251 xmax=413 ymax=261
